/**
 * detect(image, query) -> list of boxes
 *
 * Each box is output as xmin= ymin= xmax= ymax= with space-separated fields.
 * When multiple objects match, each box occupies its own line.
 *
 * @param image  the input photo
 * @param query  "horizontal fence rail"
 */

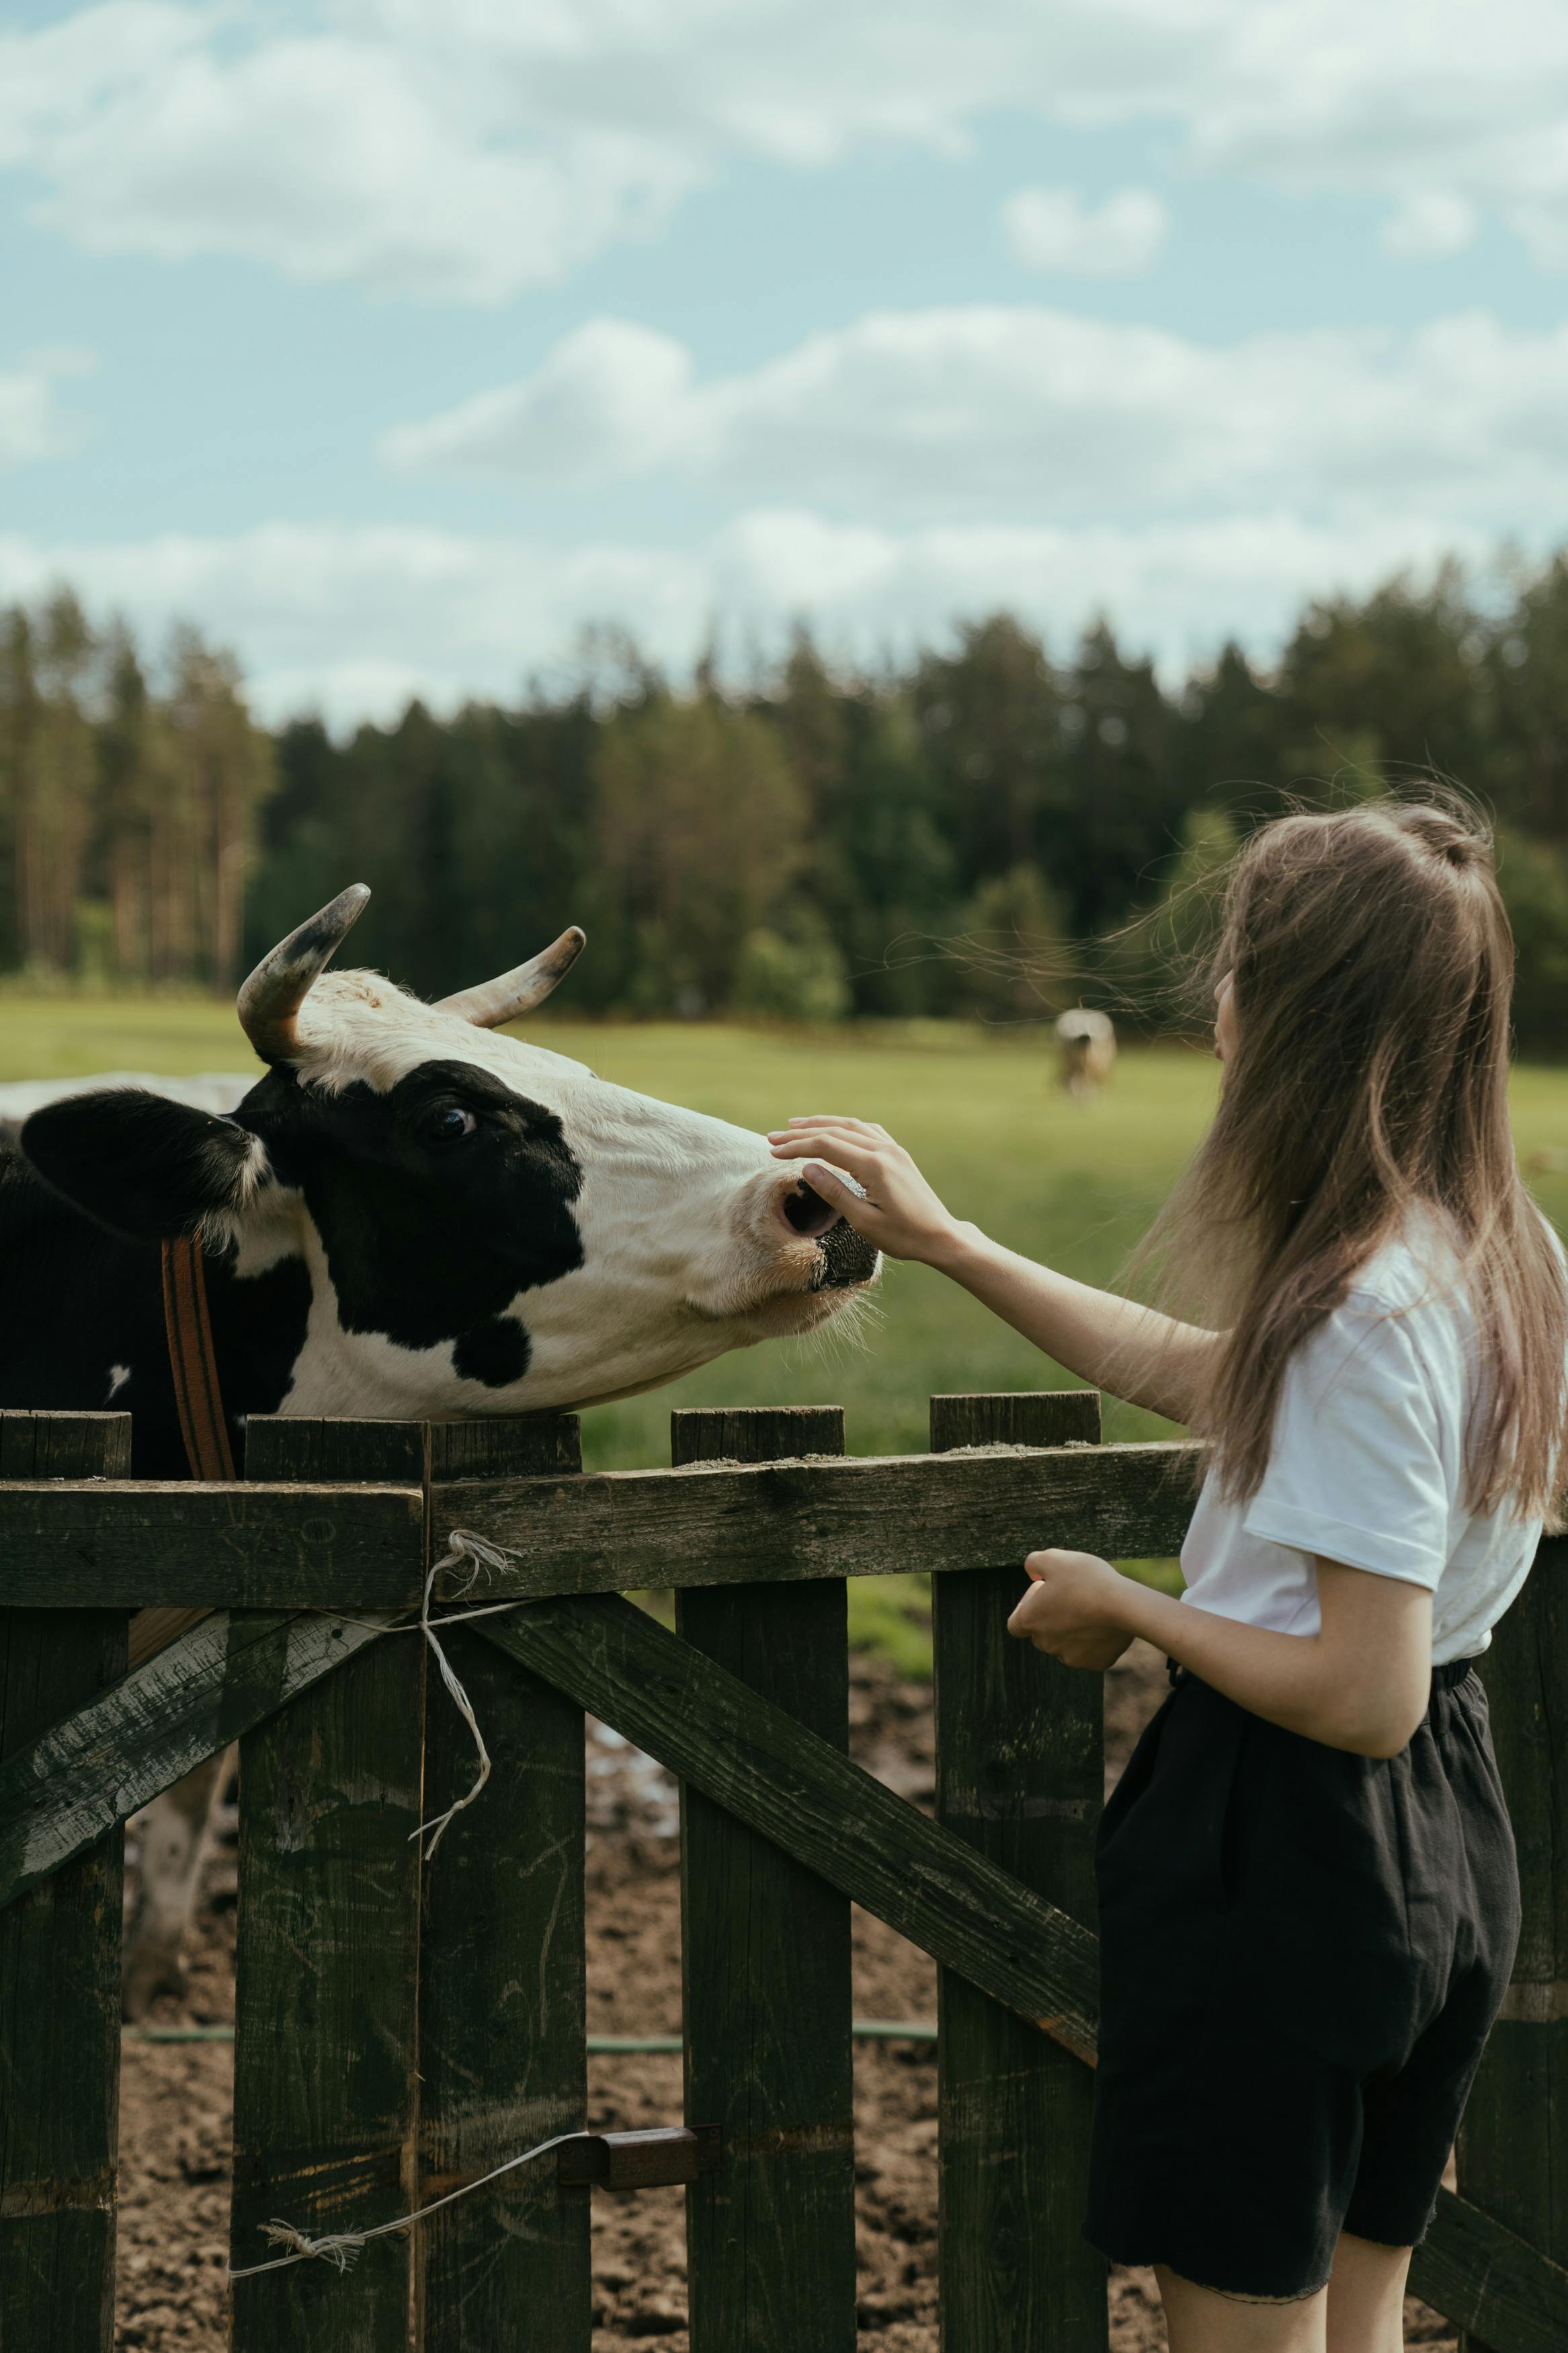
xmin=0 ymin=1404 xmax=1564 ymax=2353
xmin=0 ymin=1445 xmax=1198 ymax=1608
xmin=430 ymin=1439 xmax=1200 ymax=1600
xmin=0 ymin=1481 xmax=425 ymax=1607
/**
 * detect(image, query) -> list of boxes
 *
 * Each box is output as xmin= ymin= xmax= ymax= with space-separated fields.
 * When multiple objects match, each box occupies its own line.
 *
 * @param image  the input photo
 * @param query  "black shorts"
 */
xmin=1084 ymin=1660 xmax=1520 ymax=2301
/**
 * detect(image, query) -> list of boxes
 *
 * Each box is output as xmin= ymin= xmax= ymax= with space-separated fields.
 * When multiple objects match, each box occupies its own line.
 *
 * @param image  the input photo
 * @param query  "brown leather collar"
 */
xmin=160 ymin=1236 xmax=236 ymax=1481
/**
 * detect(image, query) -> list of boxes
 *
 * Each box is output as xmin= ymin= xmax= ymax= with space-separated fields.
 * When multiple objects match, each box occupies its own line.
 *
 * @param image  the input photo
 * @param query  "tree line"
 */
xmin=6 ymin=555 xmax=1568 ymax=1045
xmin=0 ymin=592 xmax=272 ymax=991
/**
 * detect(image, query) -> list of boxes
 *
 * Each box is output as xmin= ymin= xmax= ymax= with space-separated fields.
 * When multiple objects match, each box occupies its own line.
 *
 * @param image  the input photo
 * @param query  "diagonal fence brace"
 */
xmin=0 ymin=1607 xmax=392 ymax=1910
xmin=479 ymin=1590 xmax=1101 ymax=2064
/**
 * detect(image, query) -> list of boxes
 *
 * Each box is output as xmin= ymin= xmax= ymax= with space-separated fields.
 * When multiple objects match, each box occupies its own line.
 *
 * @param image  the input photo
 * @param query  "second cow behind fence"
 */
xmin=1054 ymin=1007 xmax=1116 ymax=1098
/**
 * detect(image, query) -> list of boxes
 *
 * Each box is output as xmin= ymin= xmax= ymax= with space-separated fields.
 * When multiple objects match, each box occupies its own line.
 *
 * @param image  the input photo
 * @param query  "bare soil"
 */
xmin=116 ymin=1639 xmax=1458 ymax=2350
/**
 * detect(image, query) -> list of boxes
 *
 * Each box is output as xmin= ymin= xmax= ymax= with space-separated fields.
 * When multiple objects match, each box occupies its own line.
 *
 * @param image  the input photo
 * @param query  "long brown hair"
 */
xmin=1147 ymin=794 xmax=1568 ymax=1519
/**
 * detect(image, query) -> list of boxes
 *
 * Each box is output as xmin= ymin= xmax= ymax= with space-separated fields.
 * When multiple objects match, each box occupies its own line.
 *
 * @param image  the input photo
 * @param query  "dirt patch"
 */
xmin=116 ymin=1638 xmax=1458 ymax=2350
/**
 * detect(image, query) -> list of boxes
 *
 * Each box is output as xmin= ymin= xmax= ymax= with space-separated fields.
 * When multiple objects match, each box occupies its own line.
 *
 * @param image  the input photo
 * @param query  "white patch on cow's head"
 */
xmin=287 ymin=968 xmax=513 ymax=1097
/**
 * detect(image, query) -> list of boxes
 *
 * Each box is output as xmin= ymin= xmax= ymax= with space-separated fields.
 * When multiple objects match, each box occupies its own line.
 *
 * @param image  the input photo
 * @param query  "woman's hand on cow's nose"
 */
xmin=766 ymin=1116 xmax=962 ymax=1263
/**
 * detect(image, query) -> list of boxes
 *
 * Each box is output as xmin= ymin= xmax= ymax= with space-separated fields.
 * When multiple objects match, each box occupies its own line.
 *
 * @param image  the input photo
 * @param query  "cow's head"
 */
xmin=21 ymin=887 xmax=878 ymax=1420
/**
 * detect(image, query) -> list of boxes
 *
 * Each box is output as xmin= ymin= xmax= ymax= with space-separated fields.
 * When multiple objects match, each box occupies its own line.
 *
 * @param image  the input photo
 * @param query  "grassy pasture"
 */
xmin=9 ymin=997 xmax=1568 ymax=1668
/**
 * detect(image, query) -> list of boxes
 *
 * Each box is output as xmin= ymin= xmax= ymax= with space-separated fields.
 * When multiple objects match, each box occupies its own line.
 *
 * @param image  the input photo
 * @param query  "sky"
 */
xmin=3 ymin=0 xmax=1568 ymax=727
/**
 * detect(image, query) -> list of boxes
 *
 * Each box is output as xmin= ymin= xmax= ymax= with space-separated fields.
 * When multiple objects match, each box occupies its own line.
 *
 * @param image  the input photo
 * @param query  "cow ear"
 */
xmin=20 ymin=1090 xmax=264 ymax=1244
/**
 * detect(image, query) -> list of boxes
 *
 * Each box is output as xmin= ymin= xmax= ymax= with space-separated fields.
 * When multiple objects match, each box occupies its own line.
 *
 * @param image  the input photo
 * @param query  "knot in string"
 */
xmin=251 ymin=2221 xmax=368 ymax=2274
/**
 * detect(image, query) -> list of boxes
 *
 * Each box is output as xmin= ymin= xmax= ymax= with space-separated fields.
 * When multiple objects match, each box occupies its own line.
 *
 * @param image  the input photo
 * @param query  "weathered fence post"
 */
xmin=1454 ymin=1534 xmax=1568 ymax=2353
xmin=675 ymin=1406 xmax=858 ymax=2353
xmin=0 ymin=1410 xmax=130 ymax=2353
xmin=418 ymin=1414 xmax=591 ymax=2352
xmin=931 ymin=1390 xmax=1108 ymax=2353
xmin=229 ymin=1419 xmax=427 ymax=2353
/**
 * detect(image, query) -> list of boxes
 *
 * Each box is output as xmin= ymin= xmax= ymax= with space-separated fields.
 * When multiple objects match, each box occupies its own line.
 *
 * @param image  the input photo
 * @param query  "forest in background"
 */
xmin=6 ymin=552 xmax=1568 ymax=1046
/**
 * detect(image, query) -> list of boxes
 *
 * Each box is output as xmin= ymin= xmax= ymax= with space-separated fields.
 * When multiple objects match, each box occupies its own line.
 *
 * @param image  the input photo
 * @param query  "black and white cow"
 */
xmin=3 ymin=885 xmax=878 ymax=2008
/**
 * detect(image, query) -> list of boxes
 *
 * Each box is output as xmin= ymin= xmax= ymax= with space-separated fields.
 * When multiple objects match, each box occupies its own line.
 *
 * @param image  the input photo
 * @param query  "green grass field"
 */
xmin=11 ymin=997 xmax=1568 ymax=1668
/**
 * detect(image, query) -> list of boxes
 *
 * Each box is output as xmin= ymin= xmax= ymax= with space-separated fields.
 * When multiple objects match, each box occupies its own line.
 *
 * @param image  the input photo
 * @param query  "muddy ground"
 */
xmin=116 ymin=1638 xmax=1457 ymax=2350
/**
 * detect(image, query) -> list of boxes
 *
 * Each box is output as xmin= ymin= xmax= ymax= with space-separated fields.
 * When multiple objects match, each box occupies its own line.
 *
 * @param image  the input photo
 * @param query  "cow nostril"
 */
xmin=781 ymin=1179 xmax=838 ymax=1240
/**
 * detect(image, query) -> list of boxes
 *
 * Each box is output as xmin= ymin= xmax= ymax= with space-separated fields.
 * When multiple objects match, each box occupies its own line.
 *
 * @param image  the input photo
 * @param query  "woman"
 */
xmin=768 ymin=798 xmax=1565 ymax=2353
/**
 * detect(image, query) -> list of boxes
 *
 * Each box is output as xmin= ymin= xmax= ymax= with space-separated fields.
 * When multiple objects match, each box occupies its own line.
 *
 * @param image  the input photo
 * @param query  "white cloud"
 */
xmin=1003 ymin=186 xmax=1168 ymax=275
xmin=3 ymin=2 xmax=1568 ymax=297
xmin=0 ymin=505 xmax=1507 ymax=729
xmin=1380 ymin=191 xmax=1481 ymax=262
xmin=0 ymin=3 xmax=703 ymax=301
xmin=382 ymin=305 xmax=1568 ymax=530
xmin=0 ymin=348 xmax=94 ymax=467
xmin=382 ymin=319 xmax=697 ymax=481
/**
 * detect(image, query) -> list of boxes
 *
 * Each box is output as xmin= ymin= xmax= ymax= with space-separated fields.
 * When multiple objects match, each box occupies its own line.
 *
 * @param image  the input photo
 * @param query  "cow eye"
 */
xmin=427 ymin=1107 xmax=477 ymax=1142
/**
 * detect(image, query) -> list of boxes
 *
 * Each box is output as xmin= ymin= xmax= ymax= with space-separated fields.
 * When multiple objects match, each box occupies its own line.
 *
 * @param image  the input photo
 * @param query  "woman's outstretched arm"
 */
xmin=768 ymin=1115 xmax=1219 ymax=1425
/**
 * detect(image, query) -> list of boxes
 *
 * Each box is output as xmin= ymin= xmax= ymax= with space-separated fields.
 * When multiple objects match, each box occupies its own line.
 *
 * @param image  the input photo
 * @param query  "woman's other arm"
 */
xmin=1007 ymin=1551 xmax=1434 ymax=1759
xmin=768 ymin=1115 xmax=1219 ymax=1423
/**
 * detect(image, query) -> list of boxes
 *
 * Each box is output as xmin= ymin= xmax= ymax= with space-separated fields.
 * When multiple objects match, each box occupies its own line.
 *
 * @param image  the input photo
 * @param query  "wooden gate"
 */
xmin=0 ymin=1396 xmax=1564 ymax=2352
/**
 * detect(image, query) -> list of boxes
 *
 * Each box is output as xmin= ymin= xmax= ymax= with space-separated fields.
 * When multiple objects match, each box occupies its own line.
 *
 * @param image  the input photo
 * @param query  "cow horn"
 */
xmin=436 ymin=927 xmax=587 ymax=1028
xmin=237 ymin=884 xmax=371 ymax=1064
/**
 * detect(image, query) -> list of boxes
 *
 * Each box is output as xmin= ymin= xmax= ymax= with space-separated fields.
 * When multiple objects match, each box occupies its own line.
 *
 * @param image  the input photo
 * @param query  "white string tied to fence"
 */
xmin=228 ymin=2131 xmax=582 ymax=2278
xmin=303 ymin=1529 xmax=530 ymax=1858
xmin=407 ymin=1527 xmax=522 ymax=1860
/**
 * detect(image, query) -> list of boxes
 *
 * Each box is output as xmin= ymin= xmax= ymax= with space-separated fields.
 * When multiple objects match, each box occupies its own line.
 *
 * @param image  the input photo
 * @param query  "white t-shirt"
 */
xmin=1180 ymin=1224 xmax=1559 ymax=1665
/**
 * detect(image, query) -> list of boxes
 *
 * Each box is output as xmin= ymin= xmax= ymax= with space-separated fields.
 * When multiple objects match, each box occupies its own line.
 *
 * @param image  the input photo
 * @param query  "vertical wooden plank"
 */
xmin=423 ymin=1414 xmax=581 ymax=1485
xmin=419 ymin=1415 xmax=590 ymax=2353
xmin=675 ymin=1406 xmax=857 ymax=2353
xmin=230 ymin=1420 xmax=427 ymax=2353
xmin=0 ymin=1411 xmax=131 ymax=2353
xmin=931 ymin=1391 xmax=1108 ymax=2353
xmin=1456 ymin=1533 xmax=1568 ymax=2353
xmin=243 ymin=1414 xmax=430 ymax=1490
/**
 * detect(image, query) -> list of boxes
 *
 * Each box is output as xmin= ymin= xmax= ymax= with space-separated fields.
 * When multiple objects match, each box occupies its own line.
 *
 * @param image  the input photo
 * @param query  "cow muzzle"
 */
xmin=764 ymin=1171 xmax=880 ymax=1300
xmin=681 ymin=1166 xmax=880 ymax=1329
xmin=776 ymin=1175 xmax=880 ymax=1289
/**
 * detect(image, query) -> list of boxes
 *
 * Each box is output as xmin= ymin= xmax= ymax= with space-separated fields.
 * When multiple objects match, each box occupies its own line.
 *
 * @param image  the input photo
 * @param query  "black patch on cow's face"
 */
xmin=237 ymin=1059 xmax=584 ymax=1359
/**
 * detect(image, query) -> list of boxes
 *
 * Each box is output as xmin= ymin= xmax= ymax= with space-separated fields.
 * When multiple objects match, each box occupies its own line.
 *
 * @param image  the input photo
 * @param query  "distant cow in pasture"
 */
xmin=1054 ymin=1006 xmax=1116 ymax=1099
xmin=2 ymin=887 xmax=879 ymax=2010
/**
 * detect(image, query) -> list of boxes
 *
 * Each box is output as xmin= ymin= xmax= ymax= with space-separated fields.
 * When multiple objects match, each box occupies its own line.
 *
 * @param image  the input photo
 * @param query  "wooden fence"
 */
xmin=0 ymin=1394 xmax=1563 ymax=2352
